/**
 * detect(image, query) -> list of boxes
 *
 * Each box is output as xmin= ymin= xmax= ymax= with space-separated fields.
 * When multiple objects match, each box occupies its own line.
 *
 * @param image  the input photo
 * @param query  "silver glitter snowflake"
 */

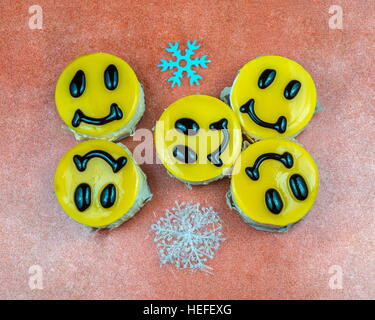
xmin=151 ymin=202 xmax=225 ymax=271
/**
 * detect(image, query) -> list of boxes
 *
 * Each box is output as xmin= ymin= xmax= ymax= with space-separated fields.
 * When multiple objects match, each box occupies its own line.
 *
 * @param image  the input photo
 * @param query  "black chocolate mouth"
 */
xmin=207 ymin=118 xmax=230 ymax=167
xmin=71 ymin=103 xmax=123 ymax=128
xmin=240 ymin=99 xmax=287 ymax=134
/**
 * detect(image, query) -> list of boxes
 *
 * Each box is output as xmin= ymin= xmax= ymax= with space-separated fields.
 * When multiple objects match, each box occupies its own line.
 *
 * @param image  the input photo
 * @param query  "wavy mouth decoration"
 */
xmin=71 ymin=103 xmax=123 ymax=128
xmin=172 ymin=118 xmax=230 ymax=167
xmin=240 ymin=98 xmax=287 ymax=134
xmin=207 ymin=118 xmax=229 ymax=167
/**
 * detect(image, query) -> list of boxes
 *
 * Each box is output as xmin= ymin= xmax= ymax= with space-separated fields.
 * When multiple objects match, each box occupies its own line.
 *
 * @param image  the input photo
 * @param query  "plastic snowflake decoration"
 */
xmin=157 ymin=40 xmax=211 ymax=87
xmin=151 ymin=202 xmax=225 ymax=272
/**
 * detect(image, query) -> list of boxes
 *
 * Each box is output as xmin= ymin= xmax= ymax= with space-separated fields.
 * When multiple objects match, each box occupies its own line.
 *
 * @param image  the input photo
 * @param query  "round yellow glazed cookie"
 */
xmin=229 ymin=55 xmax=317 ymax=140
xmin=154 ymin=95 xmax=242 ymax=185
xmin=228 ymin=138 xmax=319 ymax=232
xmin=55 ymin=52 xmax=145 ymax=141
xmin=54 ymin=140 xmax=152 ymax=229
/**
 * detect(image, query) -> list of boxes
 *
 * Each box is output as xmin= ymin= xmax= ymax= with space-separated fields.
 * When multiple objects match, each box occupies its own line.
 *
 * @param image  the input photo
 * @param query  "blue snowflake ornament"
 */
xmin=157 ymin=40 xmax=211 ymax=87
xmin=151 ymin=201 xmax=225 ymax=272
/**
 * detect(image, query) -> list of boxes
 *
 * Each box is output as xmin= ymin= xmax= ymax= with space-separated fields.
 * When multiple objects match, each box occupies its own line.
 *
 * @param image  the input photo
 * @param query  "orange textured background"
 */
xmin=0 ymin=0 xmax=374 ymax=299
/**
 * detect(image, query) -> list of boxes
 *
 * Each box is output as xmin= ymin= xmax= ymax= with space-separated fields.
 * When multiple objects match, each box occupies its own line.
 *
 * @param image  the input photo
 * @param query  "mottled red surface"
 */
xmin=0 ymin=0 xmax=374 ymax=300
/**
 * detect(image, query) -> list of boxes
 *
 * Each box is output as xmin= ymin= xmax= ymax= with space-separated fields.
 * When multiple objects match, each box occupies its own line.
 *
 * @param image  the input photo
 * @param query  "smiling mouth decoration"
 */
xmin=240 ymin=99 xmax=287 ymax=134
xmin=71 ymin=103 xmax=123 ymax=128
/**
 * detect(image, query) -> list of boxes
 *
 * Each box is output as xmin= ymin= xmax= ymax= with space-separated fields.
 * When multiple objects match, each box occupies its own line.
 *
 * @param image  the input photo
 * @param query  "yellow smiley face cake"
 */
xmin=55 ymin=52 xmax=145 ymax=141
xmin=221 ymin=55 xmax=318 ymax=141
xmin=227 ymin=139 xmax=319 ymax=232
xmin=54 ymin=140 xmax=152 ymax=230
xmin=154 ymin=95 xmax=242 ymax=185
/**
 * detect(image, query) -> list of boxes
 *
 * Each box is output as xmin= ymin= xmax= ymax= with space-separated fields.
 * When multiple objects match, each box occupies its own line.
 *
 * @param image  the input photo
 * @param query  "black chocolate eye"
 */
xmin=74 ymin=183 xmax=91 ymax=212
xmin=175 ymin=118 xmax=200 ymax=136
xmin=284 ymin=80 xmax=301 ymax=100
xmin=265 ymin=188 xmax=283 ymax=214
xmin=289 ymin=174 xmax=308 ymax=200
xmin=258 ymin=69 xmax=276 ymax=89
xmin=70 ymin=70 xmax=85 ymax=98
xmin=173 ymin=145 xmax=197 ymax=164
xmin=100 ymin=184 xmax=117 ymax=208
xmin=104 ymin=64 xmax=119 ymax=90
